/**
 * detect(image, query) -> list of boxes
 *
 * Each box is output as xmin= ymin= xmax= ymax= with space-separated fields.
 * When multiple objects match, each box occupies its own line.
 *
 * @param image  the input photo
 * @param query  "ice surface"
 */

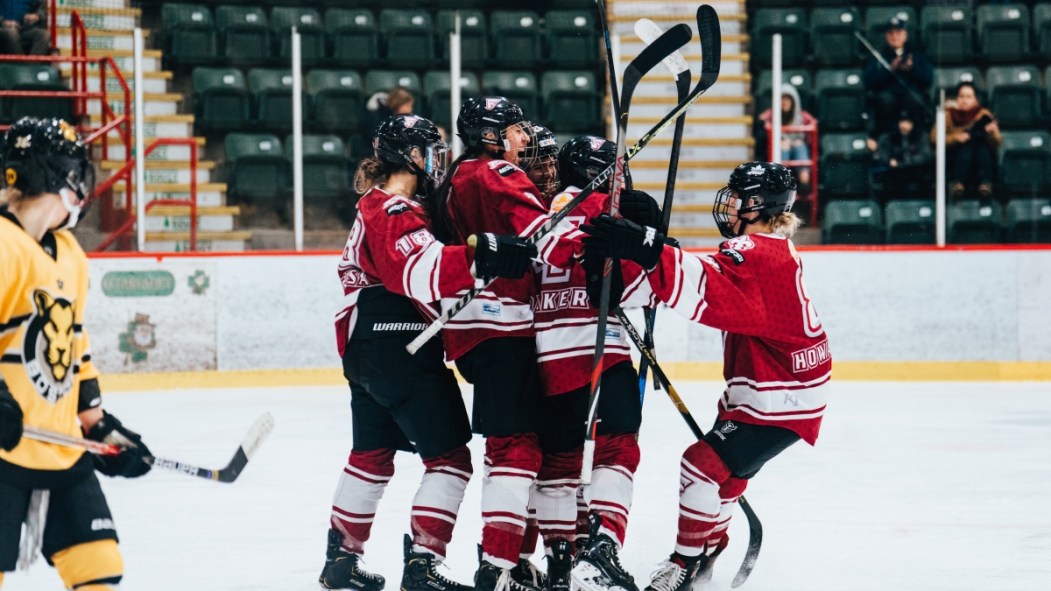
xmin=7 ymin=381 xmax=1051 ymax=590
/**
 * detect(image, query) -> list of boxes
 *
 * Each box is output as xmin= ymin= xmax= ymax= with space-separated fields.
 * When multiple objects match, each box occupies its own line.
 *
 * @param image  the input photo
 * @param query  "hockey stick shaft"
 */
xmin=405 ymin=22 xmax=695 ymax=355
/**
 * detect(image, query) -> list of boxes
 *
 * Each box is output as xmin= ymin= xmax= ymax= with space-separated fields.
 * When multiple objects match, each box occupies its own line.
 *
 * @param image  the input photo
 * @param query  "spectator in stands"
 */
xmin=758 ymin=84 xmax=816 ymax=195
xmin=364 ymin=86 xmax=415 ymax=137
xmin=863 ymin=16 xmax=932 ymax=139
xmin=934 ymin=82 xmax=1001 ymax=201
xmin=872 ymin=111 xmax=932 ymax=199
xmin=0 ymin=0 xmax=48 ymax=56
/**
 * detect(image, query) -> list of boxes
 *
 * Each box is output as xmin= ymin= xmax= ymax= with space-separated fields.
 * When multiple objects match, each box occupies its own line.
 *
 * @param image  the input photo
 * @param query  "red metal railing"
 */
xmin=766 ymin=122 xmax=819 ymax=225
xmin=94 ymin=138 xmax=200 ymax=252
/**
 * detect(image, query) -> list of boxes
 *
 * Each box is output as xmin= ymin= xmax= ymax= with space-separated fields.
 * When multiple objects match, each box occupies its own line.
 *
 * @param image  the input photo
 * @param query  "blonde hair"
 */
xmin=353 ymin=156 xmax=391 ymax=195
xmin=768 ymin=212 xmax=802 ymax=238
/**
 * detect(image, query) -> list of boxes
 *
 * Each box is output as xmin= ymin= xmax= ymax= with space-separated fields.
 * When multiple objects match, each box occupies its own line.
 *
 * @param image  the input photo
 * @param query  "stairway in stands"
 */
xmin=609 ymin=0 xmax=750 ymax=248
xmin=54 ymin=1 xmax=249 ymax=251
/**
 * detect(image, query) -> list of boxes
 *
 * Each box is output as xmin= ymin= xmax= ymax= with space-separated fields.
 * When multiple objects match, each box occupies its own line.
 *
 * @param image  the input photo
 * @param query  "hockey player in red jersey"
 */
xmin=580 ymin=162 xmax=831 ymax=591
xmin=322 ymin=114 xmax=536 ymax=591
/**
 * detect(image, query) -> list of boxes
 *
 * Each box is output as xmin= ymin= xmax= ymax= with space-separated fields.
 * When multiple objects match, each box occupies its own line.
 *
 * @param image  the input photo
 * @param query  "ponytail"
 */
xmin=769 ymin=212 xmax=802 ymax=238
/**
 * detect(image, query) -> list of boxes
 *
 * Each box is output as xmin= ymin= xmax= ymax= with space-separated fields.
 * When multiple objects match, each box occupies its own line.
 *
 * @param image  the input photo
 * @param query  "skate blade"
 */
xmin=570 ymin=562 xmax=634 ymax=591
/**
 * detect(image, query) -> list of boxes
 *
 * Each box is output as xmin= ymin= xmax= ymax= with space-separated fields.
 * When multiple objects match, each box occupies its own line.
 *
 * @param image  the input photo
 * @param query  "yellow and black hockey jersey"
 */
xmin=0 ymin=206 xmax=99 ymax=484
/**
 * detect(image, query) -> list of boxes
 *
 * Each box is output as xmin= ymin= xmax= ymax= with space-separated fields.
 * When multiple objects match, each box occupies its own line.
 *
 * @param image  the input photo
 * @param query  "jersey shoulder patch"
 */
xmin=381 ymin=195 xmax=416 ymax=216
xmin=487 ymin=159 xmax=521 ymax=177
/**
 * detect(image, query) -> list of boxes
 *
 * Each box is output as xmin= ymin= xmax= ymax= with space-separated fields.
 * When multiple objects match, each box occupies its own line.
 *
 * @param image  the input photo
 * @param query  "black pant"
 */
xmin=949 ymin=140 xmax=995 ymax=187
xmin=455 ymin=337 xmax=542 ymax=437
xmin=536 ymin=361 xmax=642 ymax=454
xmin=871 ymin=88 xmax=928 ymax=136
xmin=703 ymin=420 xmax=800 ymax=479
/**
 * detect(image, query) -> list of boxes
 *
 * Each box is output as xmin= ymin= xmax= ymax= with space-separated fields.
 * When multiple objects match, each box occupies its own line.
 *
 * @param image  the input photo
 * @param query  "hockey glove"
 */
xmin=582 ymin=253 xmax=624 ymax=310
xmin=618 ymin=189 xmax=663 ymax=229
xmin=84 ymin=411 xmax=152 ymax=478
xmin=0 ymin=379 xmax=23 ymax=451
xmin=581 ymin=214 xmax=666 ymax=271
xmin=472 ymin=233 xmax=537 ymax=281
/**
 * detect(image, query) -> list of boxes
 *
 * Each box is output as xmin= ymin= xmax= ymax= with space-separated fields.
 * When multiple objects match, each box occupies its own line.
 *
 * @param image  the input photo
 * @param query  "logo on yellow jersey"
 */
xmin=23 ymin=289 xmax=76 ymax=403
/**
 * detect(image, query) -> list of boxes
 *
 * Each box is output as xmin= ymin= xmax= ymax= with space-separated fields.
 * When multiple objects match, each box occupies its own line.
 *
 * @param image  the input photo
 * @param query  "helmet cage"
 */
xmin=374 ymin=115 xmax=448 ymax=193
xmin=712 ymin=185 xmax=796 ymax=239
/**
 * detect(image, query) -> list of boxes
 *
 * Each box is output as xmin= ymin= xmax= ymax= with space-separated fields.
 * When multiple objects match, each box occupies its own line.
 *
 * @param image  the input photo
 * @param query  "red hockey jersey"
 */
xmin=533 ymin=186 xmax=655 ymax=396
xmin=646 ymin=233 xmax=830 ymax=445
xmin=334 ymin=187 xmax=474 ymax=356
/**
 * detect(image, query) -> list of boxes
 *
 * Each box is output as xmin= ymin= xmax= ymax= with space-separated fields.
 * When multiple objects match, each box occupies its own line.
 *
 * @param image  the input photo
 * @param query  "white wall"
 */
xmin=84 ymin=250 xmax=1051 ymax=374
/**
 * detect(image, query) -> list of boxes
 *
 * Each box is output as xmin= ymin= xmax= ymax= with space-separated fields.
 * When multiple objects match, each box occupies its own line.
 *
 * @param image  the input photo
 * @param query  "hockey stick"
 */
xmin=612 ymin=306 xmax=762 ymax=587
xmin=405 ymin=22 xmax=694 ymax=354
xmin=633 ymin=17 xmax=693 ymax=400
xmin=22 ymin=412 xmax=275 ymax=483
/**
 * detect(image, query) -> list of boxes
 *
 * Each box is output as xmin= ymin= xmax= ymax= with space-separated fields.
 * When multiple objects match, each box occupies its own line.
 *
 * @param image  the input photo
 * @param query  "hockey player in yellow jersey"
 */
xmin=0 ymin=117 xmax=152 ymax=590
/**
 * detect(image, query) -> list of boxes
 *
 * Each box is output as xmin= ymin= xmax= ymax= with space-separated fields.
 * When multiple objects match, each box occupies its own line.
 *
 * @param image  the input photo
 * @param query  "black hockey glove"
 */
xmin=472 ymin=233 xmax=537 ymax=281
xmin=582 ymin=252 xmax=624 ymax=310
xmin=618 ymin=189 xmax=662 ymax=229
xmin=0 ymin=379 xmax=23 ymax=451
xmin=581 ymin=214 xmax=666 ymax=271
xmin=84 ymin=411 xmax=152 ymax=478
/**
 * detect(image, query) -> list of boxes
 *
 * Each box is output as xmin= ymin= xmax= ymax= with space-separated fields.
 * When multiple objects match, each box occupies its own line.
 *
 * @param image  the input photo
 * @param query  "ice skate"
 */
xmin=401 ymin=534 xmax=473 ymax=591
xmin=642 ymin=555 xmax=708 ymax=591
xmin=545 ymin=540 xmax=573 ymax=591
xmin=510 ymin=558 xmax=547 ymax=591
xmin=319 ymin=528 xmax=386 ymax=591
xmin=570 ymin=515 xmax=638 ymax=591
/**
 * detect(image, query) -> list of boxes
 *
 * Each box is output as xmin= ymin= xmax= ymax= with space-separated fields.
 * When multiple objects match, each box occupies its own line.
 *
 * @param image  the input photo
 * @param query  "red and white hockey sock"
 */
xmin=520 ymin=509 xmax=540 ymax=561
xmin=481 ymin=434 xmax=542 ymax=569
xmin=588 ymin=434 xmax=641 ymax=546
xmin=707 ymin=477 xmax=747 ymax=554
xmin=676 ymin=441 xmax=731 ymax=558
xmin=411 ymin=445 xmax=473 ymax=560
xmin=535 ymin=447 xmax=583 ymax=550
xmin=330 ymin=448 xmax=396 ymax=554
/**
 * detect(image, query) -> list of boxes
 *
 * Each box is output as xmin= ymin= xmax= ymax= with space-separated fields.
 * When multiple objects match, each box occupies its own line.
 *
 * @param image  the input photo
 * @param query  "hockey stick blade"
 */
xmin=732 ymin=497 xmax=764 ymax=587
xmin=405 ymin=21 xmax=702 ymax=355
xmin=635 ymin=18 xmax=690 ymax=78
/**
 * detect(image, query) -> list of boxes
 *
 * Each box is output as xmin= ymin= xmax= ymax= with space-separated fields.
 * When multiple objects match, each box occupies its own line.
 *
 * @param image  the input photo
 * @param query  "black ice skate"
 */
xmin=401 ymin=534 xmax=473 ymax=591
xmin=510 ymin=558 xmax=547 ymax=591
xmin=319 ymin=528 xmax=386 ymax=591
xmin=475 ymin=560 xmax=514 ymax=591
xmin=570 ymin=515 xmax=638 ymax=591
xmin=642 ymin=554 xmax=709 ymax=591
xmin=545 ymin=540 xmax=573 ymax=591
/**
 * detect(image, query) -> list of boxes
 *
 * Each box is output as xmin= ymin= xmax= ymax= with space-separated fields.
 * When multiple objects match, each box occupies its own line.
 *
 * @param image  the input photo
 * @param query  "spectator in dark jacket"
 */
xmin=0 ymin=0 xmax=48 ymax=56
xmin=872 ymin=111 xmax=932 ymax=199
xmin=863 ymin=17 xmax=932 ymax=139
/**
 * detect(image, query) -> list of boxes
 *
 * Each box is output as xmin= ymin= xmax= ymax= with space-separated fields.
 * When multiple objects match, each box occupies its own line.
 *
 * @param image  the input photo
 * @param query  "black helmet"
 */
xmin=558 ymin=135 xmax=615 ymax=190
xmin=2 ymin=117 xmax=95 ymax=229
xmin=712 ymin=161 xmax=797 ymax=239
xmin=519 ymin=122 xmax=560 ymax=198
xmin=456 ymin=96 xmax=525 ymax=155
xmin=374 ymin=114 xmax=448 ymax=192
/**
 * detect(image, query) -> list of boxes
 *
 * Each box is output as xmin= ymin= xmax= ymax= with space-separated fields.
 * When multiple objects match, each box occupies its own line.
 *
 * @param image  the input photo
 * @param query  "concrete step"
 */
xmin=56 ymin=0 xmax=129 ymax=9
xmin=111 ymin=182 xmax=227 ymax=208
xmin=55 ymin=27 xmax=150 ymax=52
xmin=102 ymin=160 xmax=214 ymax=184
xmin=55 ymin=6 xmax=140 ymax=31
xmin=143 ymin=231 xmax=252 ymax=253
xmin=103 ymin=137 xmax=206 ymax=161
xmin=620 ymin=39 xmax=744 ymax=59
xmin=630 ymin=101 xmax=746 ymax=119
xmin=87 ymin=92 xmax=181 ymax=116
xmin=142 ymin=206 xmax=240 ymax=233
xmin=629 ymin=144 xmax=751 ymax=163
xmin=59 ymin=48 xmax=161 ymax=72
xmin=76 ymin=71 xmax=170 ymax=94
xmin=631 ymin=167 xmax=733 ymax=185
xmin=91 ymin=114 xmax=195 ymax=138
xmin=632 ymin=78 xmax=748 ymax=98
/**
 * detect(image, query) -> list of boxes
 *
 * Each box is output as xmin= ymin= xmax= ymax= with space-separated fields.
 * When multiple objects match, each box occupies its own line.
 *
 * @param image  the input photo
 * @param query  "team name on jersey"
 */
xmin=533 ymin=287 xmax=590 ymax=313
xmin=790 ymin=339 xmax=831 ymax=373
xmin=372 ymin=322 xmax=428 ymax=331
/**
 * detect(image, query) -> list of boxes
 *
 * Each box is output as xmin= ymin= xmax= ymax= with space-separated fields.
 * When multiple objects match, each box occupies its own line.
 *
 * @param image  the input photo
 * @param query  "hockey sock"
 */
xmin=412 ymin=445 xmax=473 ymax=560
xmin=709 ymin=477 xmax=747 ymax=553
xmin=535 ymin=447 xmax=582 ymax=550
xmin=589 ymin=433 xmax=641 ymax=546
xmin=521 ymin=491 xmax=540 ymax=559
xmin=52 ymin=540 xmax=123 ymax=590
xmin=676 ymin=441 xmax=731 ymax=557
xmin=481 ymin=434 xmax=542 ymax=568
xmin=331 ymin=448 xmax=396 ymax=554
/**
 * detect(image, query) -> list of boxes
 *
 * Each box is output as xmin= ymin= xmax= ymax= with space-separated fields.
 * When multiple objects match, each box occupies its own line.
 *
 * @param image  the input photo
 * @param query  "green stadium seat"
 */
xmin=270 ymin=7 xmax=324 ymax=66
xmin=191 ymin=67 xmax=249 ymax=132
xmin=819 ymin=132 xmax=871 ymax=198
xmin=541 ymin=71 xmax=599 ymax=133
xmin=481 ymin=71 xmax=538 ymax=120
xmin=422 ymin=71 xmax=480 ymax=129
xmin=814 ymin=69 xmax=866 ymax=131
xmin=248 ymin=69 xmax=296 ymax=132
xmin=752 ymin=9 xmax=807 ymax=68
xmin=1037 ymin=4 xmax=1051 ymax=55
xmin=0 ymin=64 xmax=72 ymax=122
xmin=1000 ymin=131 xmax=1051 ymax=196
xmin=325 ymin=9 xmax=378 ymax=69
xmin=822 ymin=199 xmax=883 ymax=244
xmin=1005 ymin=198 xmax=1051 ymax=242
xmin=948 ymin=200 xmax=1002 ymax=244
xmin=380 ymin=9 xmax=434 ymax=68
xmin=921 ymin=6 xmax=972 ymax=65
xmin=931 ymin=67 xmax=983 ymax=103
xmin=810 ymin=7 xmax=860 ymax=66
xmin=436 ymin=10 xmax=488 ymax=68
xmin=977 ymin=4 xmax=1030 ymax=63
xmin=885 ymin=199 xmax=935 ymax=244
xmin=865 ymin=6 xmax=916 ymax=48
xmin=986 ymin=66 xmax=1043 ymax=129
xmin=364 ymin=70 xmax=421 ymax=96
xmin=756 ymin=70 xmax=813 ymax=114
xmin=161 ymin=4 xmax=217 ymax=67
xmin=546 ymin=10 xmax=598 ymax=68
xmin=491 ymin=11 xmax=542 ymax=67
xmin=215 ymin=5 xmax=270 ymax=65
xmin=346 ymin=133 xmax=372 ymax=162
xmin=286 ymin=134 xmax=349 ymax=203
xmin=307 ymin=70 xmax=364 ymax=135
xmin=224 ymin=133 xmax=289 ymax=204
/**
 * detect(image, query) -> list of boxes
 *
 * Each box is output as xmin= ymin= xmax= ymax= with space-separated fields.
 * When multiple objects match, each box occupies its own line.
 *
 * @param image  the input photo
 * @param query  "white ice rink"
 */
xmin=6 ymin=380 xmax=1051 ymax=591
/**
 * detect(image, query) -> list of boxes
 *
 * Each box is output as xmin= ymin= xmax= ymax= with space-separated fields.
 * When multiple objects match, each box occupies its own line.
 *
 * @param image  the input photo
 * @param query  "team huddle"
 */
xmin=324 ymin=96 xmax=831 ymax=591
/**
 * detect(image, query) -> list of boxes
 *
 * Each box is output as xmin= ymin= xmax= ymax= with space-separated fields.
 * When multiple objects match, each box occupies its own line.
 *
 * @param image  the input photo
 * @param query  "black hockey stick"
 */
xmin=633 ymin=17 xmax=694 ymax=400
xmin=23 ymin=412 xmax=275 ymax=483
xmin=612 ymin=306 xmax=762 ymax=587
xmin=405 ymin=22 xmax=694 ymax=354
